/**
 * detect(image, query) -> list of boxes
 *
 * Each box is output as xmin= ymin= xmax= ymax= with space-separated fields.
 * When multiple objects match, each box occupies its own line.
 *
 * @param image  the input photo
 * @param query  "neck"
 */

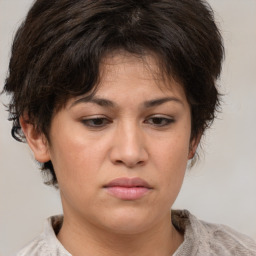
xmin=57 ymin=211 xmax=184 ymax=256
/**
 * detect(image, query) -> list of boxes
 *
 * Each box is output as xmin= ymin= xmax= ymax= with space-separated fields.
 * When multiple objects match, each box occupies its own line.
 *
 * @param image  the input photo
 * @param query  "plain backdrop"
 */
xmin=0 ymin=0 xmax=256 ymax=255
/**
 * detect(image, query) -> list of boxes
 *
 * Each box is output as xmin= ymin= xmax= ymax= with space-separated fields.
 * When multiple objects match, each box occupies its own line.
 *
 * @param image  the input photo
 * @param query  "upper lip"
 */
xmin=104 ymin=177 xmax=152 ymax=189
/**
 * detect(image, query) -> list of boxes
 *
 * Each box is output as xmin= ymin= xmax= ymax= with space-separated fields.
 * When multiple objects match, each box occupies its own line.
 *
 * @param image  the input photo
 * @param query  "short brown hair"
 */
xmin=3 ymin=0 xmax=224 ymax=186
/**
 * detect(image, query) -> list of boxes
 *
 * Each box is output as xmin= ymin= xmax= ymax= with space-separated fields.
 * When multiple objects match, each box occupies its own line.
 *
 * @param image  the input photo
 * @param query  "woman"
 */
xmin=3 ymin=0 xmax=256 ymax=255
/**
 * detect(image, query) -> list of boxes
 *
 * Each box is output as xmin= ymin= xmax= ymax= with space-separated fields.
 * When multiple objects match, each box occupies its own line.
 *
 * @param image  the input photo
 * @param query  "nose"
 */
xmin=109 ymin=121 xmax=148 ymax=168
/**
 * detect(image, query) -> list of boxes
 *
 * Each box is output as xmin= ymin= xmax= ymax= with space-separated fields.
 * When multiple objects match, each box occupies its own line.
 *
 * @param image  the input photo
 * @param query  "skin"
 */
xmin=21 ymin=52 xmax=199 ymax=256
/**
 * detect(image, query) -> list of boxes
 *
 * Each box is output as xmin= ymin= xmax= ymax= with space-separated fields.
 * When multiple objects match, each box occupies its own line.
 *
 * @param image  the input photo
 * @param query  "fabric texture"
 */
xmin=16 ymin=210 xmax=256 ymax=256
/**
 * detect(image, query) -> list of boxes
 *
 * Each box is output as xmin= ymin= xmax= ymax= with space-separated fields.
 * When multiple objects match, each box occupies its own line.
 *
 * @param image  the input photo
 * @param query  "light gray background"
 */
xmin=0 ymin=0 xmax=256 ymax=255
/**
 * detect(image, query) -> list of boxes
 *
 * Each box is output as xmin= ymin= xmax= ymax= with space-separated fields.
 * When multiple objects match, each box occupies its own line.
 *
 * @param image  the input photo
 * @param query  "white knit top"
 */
xmin=17 ymin=210 xmax=256 ymax=256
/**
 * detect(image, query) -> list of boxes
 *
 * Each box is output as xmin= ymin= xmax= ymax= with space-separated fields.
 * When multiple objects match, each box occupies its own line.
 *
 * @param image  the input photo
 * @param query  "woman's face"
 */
xmin=36 ymin=53 xmax=197 ymax=234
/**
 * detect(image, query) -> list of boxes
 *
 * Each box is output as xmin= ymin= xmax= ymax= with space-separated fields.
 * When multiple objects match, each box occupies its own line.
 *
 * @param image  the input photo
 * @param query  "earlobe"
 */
xmin=188 ymin=134 xmax=201 ymax=160
xmin=20 ymin=117 xmax=51 ymax=163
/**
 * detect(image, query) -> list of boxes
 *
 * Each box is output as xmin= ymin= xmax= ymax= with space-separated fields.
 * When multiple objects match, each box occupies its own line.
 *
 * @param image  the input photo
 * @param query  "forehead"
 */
xmin=100 ymin=51 xmax=169 ymax=84
xmin=66 ymin=51 xmax=188 ymax=109
xmin=96 ymin=52 xmax=186 ymax=98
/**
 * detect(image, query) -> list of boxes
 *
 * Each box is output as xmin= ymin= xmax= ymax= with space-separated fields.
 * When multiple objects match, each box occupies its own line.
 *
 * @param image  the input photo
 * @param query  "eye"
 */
xmin=145 ymin=116 xmax=174 ymax=127
xmin=81 ymin=117 xmax=111 ymax=128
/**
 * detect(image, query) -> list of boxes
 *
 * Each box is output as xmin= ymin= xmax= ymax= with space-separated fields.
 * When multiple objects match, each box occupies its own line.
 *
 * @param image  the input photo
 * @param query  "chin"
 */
xmin=99 ymin=206 xmax=159 ymax=235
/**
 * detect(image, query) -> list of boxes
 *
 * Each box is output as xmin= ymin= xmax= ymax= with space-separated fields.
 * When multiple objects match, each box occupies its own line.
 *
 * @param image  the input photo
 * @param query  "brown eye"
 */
xmin=145 ymin=116 xmax=174 ymax=127
xmin=82 ymin=118 xmax=111 ymax=128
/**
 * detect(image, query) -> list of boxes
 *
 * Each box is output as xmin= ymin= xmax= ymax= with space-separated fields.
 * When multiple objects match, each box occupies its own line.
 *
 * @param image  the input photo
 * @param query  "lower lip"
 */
xmin=105 ymin=186 xmax=151 ymax=200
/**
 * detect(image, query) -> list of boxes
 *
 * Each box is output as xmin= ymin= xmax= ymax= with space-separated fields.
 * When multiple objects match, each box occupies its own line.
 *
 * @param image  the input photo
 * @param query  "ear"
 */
xmin=188 ymin=133 xmax=202 ymax=160
xmin=20 ymin=117 xmax=51 ymax=163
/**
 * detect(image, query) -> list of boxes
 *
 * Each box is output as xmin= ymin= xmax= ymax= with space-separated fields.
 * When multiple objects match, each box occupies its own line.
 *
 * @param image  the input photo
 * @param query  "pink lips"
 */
xmin=104 ymin=177 xmax=152 ymax=200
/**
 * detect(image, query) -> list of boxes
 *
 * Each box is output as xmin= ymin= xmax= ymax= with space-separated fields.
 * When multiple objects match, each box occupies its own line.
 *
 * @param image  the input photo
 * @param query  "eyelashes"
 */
xmin=81 ymin=115 xmax=175 ymax=129
xmin=81 ymin=117 xmax=112 ymax=128
xmin=145 ymin=116 xmax=175 ymax=127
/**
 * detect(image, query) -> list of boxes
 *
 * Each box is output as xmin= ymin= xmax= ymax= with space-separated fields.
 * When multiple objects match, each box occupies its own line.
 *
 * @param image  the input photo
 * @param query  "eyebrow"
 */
xmin=71 ymin=96 xmax=183 ymax=109
xmin=143 ymin=97 xmax=183 ymax=108
xmin=71 ymin=95 xmax=116 ymax=108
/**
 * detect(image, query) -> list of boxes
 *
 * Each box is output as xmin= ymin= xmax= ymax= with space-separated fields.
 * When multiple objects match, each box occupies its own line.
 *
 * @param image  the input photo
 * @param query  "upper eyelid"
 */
xmin=146 ymin=114 xmax=174 ymax=119
xmin=80 ymin=115 xmax=111 ymax=121
xmin=81 ymin=115 xmax=109 ymax=119
xmin=80 ymin=114 xmax=174 ymax=120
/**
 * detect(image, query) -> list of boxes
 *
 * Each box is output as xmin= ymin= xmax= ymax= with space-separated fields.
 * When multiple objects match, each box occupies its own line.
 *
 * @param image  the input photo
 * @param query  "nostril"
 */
xmin=115 ymin=160 xmax=123 ymax=165
xmin=113 ymin=159 xmax=145 ymax=168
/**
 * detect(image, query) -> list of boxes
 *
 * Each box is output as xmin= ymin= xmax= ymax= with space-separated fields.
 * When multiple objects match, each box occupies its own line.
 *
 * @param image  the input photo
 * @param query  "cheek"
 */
xmin=153 ymin=134 xmax=190 ymax=188
xmin=49 ymin=132 xmax=100 ymax=186
xmin=50 ymin=139 xmax=102 ymax=212
xmin=155 ymin=133 xmax=190 ymax=166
